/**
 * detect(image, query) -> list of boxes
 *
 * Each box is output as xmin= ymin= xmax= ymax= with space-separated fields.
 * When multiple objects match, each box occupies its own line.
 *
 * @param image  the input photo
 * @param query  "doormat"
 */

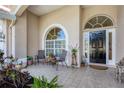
xmin=89 ymin=65 xmax=108 ymax=70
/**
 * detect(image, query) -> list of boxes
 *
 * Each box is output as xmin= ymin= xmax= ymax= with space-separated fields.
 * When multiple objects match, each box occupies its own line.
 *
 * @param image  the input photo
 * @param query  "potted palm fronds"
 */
xmin=32 ymin=76 xmax=62 ymax=88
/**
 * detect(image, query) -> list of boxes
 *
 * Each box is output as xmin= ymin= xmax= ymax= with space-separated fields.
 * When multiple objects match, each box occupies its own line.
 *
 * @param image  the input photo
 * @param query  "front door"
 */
xmin=89 ymin=30 xmax=106 ymax=64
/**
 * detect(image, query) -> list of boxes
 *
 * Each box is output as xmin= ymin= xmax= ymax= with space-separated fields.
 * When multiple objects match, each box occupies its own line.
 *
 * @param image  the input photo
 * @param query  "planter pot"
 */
xmin=72 ymin=54 xmax=77 ymax=66
xmin=27 ymin=61 xmax=33 ymax=65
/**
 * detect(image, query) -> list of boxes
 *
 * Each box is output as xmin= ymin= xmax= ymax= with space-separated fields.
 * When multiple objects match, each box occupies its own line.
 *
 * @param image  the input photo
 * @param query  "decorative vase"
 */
xmin=72 ymin=53 xmax=77 ymax=66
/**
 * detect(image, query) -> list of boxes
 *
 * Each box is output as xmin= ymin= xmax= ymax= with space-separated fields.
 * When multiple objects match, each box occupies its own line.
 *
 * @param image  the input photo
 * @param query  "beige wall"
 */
xmin=27 ymin=11 xmax=39 ymax=58
xmin=11 ymin=5 xmax=123 ymax=66
xmin=12 ymin=10 xmax=39 ymax=58
xmin=39 ymin=5 xmax=81 ymax=66
xmin=14 ymin=11 xmax=27 ymax=58
xmin=116 ymin=6 xmax=124 ymax=62
xmin=81 ymin=5 xmax=119 ymax=65
xmin=81 ymin=5 xmax=118 ymax=29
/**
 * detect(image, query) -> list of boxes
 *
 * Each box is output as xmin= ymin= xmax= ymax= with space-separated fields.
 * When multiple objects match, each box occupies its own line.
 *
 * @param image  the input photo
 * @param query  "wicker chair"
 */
xmin=116 ymin=58 xmax=124 ymax=83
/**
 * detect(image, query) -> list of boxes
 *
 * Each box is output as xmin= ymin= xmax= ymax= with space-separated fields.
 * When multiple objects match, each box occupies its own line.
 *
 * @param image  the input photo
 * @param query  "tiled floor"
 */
xmin=23 ymin=64 xmax=124 ymax=88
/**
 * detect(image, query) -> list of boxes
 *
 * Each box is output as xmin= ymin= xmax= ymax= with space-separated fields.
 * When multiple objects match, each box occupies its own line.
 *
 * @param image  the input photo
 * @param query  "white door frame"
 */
xmin=106 ymin=28 xmax=116 ymax=66
xmin=83 ymin=27 xmax=116 ymax=67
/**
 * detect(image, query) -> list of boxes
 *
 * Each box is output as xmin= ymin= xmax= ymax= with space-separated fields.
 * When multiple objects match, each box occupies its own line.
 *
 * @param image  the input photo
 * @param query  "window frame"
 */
xmin=84 ymin=16 xmax=113 ymax=29
xmin=45 ymin=27 xmax=66 ymax=57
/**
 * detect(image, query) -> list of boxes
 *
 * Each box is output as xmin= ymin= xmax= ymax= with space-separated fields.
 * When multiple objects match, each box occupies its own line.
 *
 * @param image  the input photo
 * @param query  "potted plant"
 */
xmin=48 ymin=53 xmax=54 ymax=61
xmin=70 ymin=44 xmax=79 ymax=67
xmin=27 ymin=56 xmax=33 ymax=65
xmin=71 ymin=48 xmax=78 ymax=66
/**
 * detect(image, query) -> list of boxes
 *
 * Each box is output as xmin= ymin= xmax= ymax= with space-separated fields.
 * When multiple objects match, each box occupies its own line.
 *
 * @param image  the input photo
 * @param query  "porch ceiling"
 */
xmin=28 ymin=5 xmax=65 ymax=16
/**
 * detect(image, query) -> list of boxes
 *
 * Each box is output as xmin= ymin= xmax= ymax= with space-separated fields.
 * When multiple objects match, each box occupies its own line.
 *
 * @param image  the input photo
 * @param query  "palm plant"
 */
xmin=32 ymin=76 xmax=62 ymax=88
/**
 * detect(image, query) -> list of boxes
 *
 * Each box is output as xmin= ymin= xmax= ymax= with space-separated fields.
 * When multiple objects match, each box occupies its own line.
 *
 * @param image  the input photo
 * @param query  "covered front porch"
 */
xmin=23 ymin=63 xmax=124 ymax=88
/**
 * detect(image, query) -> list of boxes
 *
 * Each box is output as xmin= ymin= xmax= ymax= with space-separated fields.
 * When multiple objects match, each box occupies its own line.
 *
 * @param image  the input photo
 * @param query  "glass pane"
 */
xmin=102 ymin=19 xmax=113 ymax=27
xmin=89 ymin=30 xmax=106 ymax=64
xmin=89 ymin=17 xmax=97 ymax=25
xmin=98 ymin=16 xmax=107 ymax=24
xmin=46 ymin=27 xmax=65 ymax=40
xmin=56 ymin=29 xmax=65 ymax=39
xmin=55 ymin=40 xmax=65 ymax=48
xmin=94 ymin=24 xmax=102 ymax=28
xmin=109 ymin=32 xmax=112 ymax=60
xmin=46 ymin=41 xmax=54 ymax=48
xmin=49 ymin=29 xmax=55 ymax=36
xmin=55 ymin=49 xmax=63 ymax=57
xmin=46 ymin=33 xmax=52 ymax=40
xmin=46 ymin=49 xmax=54 ymax=56
xmin=84 ymin=32 xmax=89 ymax=58
xmin=85 ymin=23 xmax=92 ymax=29
xmin=85 ymin=16 xmax=113 ymax=29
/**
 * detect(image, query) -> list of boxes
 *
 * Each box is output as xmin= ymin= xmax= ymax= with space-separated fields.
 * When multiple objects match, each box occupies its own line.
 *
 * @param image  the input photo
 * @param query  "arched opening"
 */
xmin=84 ymin=15 xmax=113 ymax=29
xmin=83 ymin=15 xmax=116 ymax=66
xmin=45 ymin=26 xmax=66 ymax=57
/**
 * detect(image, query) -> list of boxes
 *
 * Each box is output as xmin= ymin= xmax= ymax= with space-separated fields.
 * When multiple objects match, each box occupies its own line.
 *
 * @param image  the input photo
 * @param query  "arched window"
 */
xmin=84 ymin=16 xmax=113 ymax=29
xmin=45 ymin=27 xmax=66 ymax=57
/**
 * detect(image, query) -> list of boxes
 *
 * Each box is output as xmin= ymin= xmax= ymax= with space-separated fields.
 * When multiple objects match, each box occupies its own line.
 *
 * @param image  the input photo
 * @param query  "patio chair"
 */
xmin=56 ymin=50 xmax=68 ymax=70
xmin=35 ymin=50 xmax=45 ymax=64
xmin=116 ymin=57 xmax=124 ymax=83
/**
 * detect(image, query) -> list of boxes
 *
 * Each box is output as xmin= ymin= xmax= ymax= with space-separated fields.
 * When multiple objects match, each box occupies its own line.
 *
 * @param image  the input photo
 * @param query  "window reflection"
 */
xmin=45 ymin=27 xmax=66 ymax=57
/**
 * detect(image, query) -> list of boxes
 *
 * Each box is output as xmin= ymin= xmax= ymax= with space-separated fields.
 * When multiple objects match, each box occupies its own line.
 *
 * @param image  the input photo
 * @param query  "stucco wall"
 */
xmin=12 ymin=5 xmax=121 ymax=66
xmin=81 ymin=5 xmax=118 ymax=65
xmin=116 ymin=6 xmax=124 ymax=62
xmin=39 ymin=5 xmax=81 ymax=66
xmin=27 ymin=11 xmax=39 ymax=58
xmin=14 ymin=11 xmax=27 ymax=58
xmin=81 ymin=5 xmax=118 ymax=29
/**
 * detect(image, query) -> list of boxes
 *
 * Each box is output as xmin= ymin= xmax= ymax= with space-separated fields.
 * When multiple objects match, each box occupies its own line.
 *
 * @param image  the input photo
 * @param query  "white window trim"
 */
xmin=42 ymin=24 xmax=69 ymax=65
xmin=42 ymin=24 xmax=68 ymax=51
xmin=45 ymin=39 xmax=66 ymax=57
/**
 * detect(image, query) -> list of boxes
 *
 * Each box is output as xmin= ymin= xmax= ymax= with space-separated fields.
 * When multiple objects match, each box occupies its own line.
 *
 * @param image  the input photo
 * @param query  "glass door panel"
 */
xmin=89 ymin=30 xmax=106 ymax=64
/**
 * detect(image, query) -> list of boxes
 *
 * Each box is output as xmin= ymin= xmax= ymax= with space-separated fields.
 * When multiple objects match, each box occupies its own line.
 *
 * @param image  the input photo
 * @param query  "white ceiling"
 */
xmin=28 ymin=5 xmax=64 ymax=16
